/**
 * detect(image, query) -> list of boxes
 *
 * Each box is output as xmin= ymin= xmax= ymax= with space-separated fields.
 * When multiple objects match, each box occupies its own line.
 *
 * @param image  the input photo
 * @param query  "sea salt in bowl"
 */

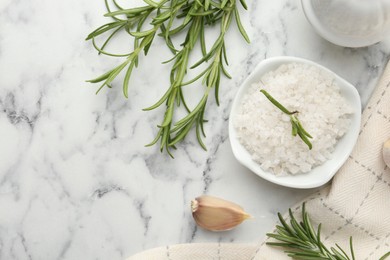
xmin=229 ymin=56 xmax=361 ymax=189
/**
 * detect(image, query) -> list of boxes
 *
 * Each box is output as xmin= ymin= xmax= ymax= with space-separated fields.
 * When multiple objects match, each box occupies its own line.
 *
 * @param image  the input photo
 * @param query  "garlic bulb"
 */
xmin=383 ymin=139 xmax=390 ymax=168
xmin=191 ymin=195 xmax=251 ymax=231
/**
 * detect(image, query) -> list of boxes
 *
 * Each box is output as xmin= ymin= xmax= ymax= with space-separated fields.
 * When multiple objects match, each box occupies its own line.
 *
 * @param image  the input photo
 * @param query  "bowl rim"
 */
xmin=300 ymin=0 xmax=381 ymax=48
xmin=228 ymin=56 xmax=362 ymax=189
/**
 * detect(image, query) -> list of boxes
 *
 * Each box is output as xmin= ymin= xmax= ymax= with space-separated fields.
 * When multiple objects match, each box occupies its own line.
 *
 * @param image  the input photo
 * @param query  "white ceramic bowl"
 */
xmin=229 ymin=56 xmax=361 ymax=189
xmin=301 ymin=0 xmax=390 ymax=48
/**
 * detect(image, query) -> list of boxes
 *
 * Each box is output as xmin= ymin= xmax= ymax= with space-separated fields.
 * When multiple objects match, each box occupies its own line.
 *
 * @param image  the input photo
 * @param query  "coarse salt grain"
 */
xmin=234 ymin=63 xmax=353 ymax=176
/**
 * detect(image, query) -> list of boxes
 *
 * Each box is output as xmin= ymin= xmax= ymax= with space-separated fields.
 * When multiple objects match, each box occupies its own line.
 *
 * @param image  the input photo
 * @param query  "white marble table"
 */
xmin=0 ymin=0 xmax=389 ymax=259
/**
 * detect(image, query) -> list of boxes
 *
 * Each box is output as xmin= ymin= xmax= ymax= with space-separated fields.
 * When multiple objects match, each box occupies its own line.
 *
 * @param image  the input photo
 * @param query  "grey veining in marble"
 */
xmin=0 ymin=0 xmax=389 ymax=259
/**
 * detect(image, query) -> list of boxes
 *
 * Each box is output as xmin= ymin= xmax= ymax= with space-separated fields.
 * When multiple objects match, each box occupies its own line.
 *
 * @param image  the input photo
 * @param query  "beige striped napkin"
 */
xmin=128 ymin=60 xmax=390 ymax=260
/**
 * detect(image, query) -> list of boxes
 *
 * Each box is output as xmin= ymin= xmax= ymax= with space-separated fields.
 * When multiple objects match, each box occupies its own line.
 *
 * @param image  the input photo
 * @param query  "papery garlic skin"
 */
xmin=384 ymin=139 xmax=390 ymax=168
xmin=191 ymin=195 xmax=251 ymax=231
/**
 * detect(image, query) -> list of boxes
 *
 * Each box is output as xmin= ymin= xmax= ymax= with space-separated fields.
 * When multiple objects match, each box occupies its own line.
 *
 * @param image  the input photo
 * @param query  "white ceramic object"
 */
xmin=229 ymin=56 xmax=361 ymax=189
xmin=301 ymin=0 xmax=390 ymax=48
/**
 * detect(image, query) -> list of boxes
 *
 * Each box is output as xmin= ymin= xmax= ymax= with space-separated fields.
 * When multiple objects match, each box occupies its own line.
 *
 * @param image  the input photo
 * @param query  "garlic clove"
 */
xmin=383 ymin=139 xmax=390 ymax=168
xmin=191 ymin=195 xmax=251 ymax=231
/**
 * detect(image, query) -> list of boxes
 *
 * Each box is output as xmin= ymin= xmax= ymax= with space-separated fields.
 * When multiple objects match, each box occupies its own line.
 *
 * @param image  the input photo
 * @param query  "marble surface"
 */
xmin=0 ymin=0 xmax=389 ymax=259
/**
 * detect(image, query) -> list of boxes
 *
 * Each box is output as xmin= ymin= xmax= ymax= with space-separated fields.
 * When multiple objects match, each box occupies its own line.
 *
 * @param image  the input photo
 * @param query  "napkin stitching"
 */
xmin=350 ymin=156 xmax=389 ymax=186
xmin=321 ymin=200 xmax=347 ymax=220
xmin=376 ymin=169 xmax=390 ymax=187
xmin=367 ymin=233 xmax=390 ymax=260
xmin=323 ymin=169 xmax=380 ymax=241
xmin=218 ymin=242 xmax=221 ymax=260
xmin=351 ymin=222 xmax=381 ymax=241
xmin=366 ymin=244 xmax=382 ymax=260
xmin=377 ymin=110 xmax=390 ymax=122
xmin=350 ymin=156 xmax=380 ymax=176
xmin=166 ymin=246 xmax=171 ymax=260
xmin=285 ymin=191 xmax=326 ymax=218
xmin=250 ymin=240 xmax=265 ymax=259
xmin=352 ymin=179 xmax=377 ymax=217
xmin=359 ymin=87 xmax=387 ymax=135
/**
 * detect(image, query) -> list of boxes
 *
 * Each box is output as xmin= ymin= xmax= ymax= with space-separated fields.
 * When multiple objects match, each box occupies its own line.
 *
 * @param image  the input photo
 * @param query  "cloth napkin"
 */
xmin=128 ymin=60 xmax=390 ymax=260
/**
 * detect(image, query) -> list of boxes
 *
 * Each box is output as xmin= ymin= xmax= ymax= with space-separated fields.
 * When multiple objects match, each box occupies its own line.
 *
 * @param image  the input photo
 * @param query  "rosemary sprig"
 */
xmin=268 ymin=204 xmax=390 ymax=260
xmin=145 ymin=0 xmax=244 ymax=154
xmin=86 ymin=0 xmax=250 ymax=156
xmin=267 ymin=203 xmax=356 ymax=260
xmin=260 ymin=89 xmax=313 ymax=150
xmin=86 ymin=0 xmax=169 ymax=97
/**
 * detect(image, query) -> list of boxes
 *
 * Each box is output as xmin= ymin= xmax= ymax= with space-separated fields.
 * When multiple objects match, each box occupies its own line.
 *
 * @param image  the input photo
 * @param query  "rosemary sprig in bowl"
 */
xmin=86 ymin=0 xmax=250 ymax=157
xmin=260 ymin=89 xmax=313 ymax=149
